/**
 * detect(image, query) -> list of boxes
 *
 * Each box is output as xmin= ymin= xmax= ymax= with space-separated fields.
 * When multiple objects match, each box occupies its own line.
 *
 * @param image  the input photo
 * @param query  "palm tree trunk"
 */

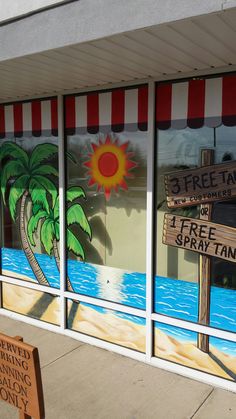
xmin=20 ymin=191 xmax=49 ymax=286
xmin=53 ymin=238 xmax=74 ymax=292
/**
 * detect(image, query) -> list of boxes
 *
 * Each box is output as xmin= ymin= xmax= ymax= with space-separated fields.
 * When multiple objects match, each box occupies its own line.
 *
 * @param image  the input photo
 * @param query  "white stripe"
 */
xmin=99 ymin=92 xmax=111 ymax=129
xmin=171 ymin=82 xmax=188 ymax=129
xmin=75 ymin=95 xmax=87 ymax=130
xmin=23 ymin=102 xmax=32 ymax=133
xmin=4 ymin=105 xmax=14 ymax=134
xmin=205 ymin=77 xmax=222 ymax=127
xmin=41 ymin=100 xmax=51 ymax=131
xmin=125 ymin=88 xmax=138 ymax=125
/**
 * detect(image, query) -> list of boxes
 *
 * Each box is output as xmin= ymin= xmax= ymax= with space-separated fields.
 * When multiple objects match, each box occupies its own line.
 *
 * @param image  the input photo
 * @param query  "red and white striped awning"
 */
xmin=0 ymin=97 xmax=58 ymax=138
xmin=65 ymin=85 xmax=148 ymax=135
xmin=156 ymin=75 xmax=236 ymax=130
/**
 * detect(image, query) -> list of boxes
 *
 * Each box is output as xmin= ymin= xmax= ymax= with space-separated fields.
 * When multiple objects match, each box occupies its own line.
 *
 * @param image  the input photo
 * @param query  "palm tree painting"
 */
xmin=0 ymin=142 xmax=58 ymax=286
xmin=27 ymin=186 xmax=92 ymax=291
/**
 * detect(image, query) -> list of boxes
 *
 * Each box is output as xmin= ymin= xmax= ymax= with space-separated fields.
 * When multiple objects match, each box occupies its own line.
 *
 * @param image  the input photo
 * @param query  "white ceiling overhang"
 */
xmin=1 ymin=7 xmax=236 ymax=101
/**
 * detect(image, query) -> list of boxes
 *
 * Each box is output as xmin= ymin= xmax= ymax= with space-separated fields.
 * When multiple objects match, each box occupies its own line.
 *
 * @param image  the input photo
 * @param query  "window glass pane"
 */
xmin=210 ymin=125 xmax=236 ymax=333
xmin=155 ymin=84 xmax=236 ymax=335
xmin=154 ymin=321 xmax=236 ymax=382
xmin=155 ymin=127 xmax=214 ymax=322
xmin=2 ymin=283 xmax=60 ymax=325
xmin=66 ymin=97 xmax=147 ymax=310
xmin=0 ymin=135 xmax=59 ymax=289
xmin=67 ymin=300 xmax=146 ymax=352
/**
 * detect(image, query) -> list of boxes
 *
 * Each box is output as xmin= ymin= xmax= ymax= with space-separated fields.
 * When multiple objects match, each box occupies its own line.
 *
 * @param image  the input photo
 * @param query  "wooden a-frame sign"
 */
xmin=0 ymin=334 xmax=44 ymax=419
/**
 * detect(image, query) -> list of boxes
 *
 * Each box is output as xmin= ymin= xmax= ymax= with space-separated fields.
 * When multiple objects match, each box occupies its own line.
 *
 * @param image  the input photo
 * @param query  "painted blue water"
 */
xmin=1 ymin=247 xmax=236 ymax=355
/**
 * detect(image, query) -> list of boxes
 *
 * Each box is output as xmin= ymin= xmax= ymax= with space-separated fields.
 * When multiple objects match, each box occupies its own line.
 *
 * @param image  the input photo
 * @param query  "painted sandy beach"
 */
xmin=2 ymin=279 xmax=236 ymax=382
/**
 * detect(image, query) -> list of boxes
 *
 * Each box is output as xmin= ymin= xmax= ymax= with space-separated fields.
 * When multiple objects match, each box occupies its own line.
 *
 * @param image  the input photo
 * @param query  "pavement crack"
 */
xmin=190 ymin=388 xmax=214 ymax=419
xmin=41 ymin=344 xmax=85 ymax=369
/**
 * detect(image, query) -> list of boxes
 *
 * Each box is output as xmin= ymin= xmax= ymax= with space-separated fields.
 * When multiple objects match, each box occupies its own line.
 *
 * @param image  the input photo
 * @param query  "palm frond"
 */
xmin=32 ymin=202 xmax=44 ymax=216
xmin=67 ymin=229 xmax=85 ymax=260
xmin=40 ymin=219 xmax=55 ymax=255
xmin=53 ymin=195 xmax=60 ymax=220
xmin=67 ymin=203 xmax=92 ymax=239
xmin=29 ymin=143 xmax=58 ymax=169
xmin=54 ymin=221 xmax=60 ymax=241
xmin=27 ymin=210 xmax=48 ymax=246
xmin=29 ymin=179 xmax=50 ymax=213
xmin=8 ymin=175 xmax=29 ymax=221
xmin=66 ymin=186 xmax=86 ymax=202
xmin=1 ymin=160 xmax=27 ymax=203
xmin=33 ymin=164 xmax=58 ymax=177
xmin=33 ymin=175 xmax=58 ymax=208
xmin=0 ymin=142 xmax=29 ymax=166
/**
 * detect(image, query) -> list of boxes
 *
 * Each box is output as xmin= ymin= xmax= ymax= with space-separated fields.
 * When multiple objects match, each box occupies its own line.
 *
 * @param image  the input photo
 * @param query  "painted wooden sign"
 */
xmin=163 ymin=214 xmax=236 ymax=263
xmin=0 ymin=334 xmax=44 ymax=419
xmin=165 ymin=160 xmax=236 ymax=208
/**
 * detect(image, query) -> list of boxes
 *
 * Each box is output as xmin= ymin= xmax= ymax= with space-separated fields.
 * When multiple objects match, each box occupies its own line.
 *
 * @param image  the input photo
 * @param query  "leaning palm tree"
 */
xmin=27 ymin=186 xmax=92 ymax=291
xmin=0 ymin=142 xmax=58 ymax=286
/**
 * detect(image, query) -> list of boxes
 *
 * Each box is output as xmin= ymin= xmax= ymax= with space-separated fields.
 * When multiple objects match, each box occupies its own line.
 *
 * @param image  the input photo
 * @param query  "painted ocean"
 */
xmin=1 ymin=247 xmax=236 ymax=356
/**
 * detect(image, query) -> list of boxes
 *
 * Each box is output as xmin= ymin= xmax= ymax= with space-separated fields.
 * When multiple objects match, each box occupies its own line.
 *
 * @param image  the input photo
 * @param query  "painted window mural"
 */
xmin=0 ymin=98 xmax=60 ymax=325
xmin=1 ymin=78 xmax=235 ymax=385
xmin=155 ymin=75 xmax=236 ymax=381
xmin=65 ymin=86 xmax=148 ymax=351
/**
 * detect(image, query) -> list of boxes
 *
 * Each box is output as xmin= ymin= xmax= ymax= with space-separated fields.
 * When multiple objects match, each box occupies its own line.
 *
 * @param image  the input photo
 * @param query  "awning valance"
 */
xmin=0 ymin=98 xmax=58 ymax=138
xmin=156 ymin=75 xmax=236 ymax=130
xmin=65 ymin=85 xmax=148 ymax=135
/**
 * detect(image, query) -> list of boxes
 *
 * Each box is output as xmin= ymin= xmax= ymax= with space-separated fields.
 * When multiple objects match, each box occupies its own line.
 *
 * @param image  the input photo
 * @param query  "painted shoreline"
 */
xmin=2 ymin=279 xmax=236 ymax=382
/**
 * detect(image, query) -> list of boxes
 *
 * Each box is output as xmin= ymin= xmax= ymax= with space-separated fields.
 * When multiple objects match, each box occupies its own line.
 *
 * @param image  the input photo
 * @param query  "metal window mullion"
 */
xmin=152 ymin=312 xmax=236 ymax=343
xmin=64 ymin=291 xmax=146 ymax=318
xmin=58 ymin=94 xmax=67 ymax=331
xmin=0 ymin=275 xmax=61 ymax=295
xmin=145 ymin=80 xmax=155 ymax=362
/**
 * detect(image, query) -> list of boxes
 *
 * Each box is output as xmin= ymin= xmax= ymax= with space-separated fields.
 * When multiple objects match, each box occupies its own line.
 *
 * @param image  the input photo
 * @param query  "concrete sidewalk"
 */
xmin=0 ymin=316 xmax=235 ymax=419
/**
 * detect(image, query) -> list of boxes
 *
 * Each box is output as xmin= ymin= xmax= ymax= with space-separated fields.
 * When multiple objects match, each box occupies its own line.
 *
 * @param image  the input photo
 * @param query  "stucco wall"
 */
xmin=1 ymin=0 xmax=236 ymax=62
xmin=0 ymin=0 xmax=65 ymax=23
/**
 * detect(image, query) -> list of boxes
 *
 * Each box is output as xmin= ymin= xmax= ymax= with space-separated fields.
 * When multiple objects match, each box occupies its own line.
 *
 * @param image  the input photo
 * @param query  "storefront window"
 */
xmin=67 ymin=300 xmax=146 ymax=352
xmin=65 ymin=87 xmax=148 ymax=312
xmin=2 ymin=283 xmax=60 ymax=325
xmin=154 ymin=76 xmax=236 ymax=383
xmin=154 ymin=321 xmax=236 ymax=381
xmin=155 ymin=126 xmax=214 ymax=322
xmin=0 ymin=98 xmax=59 ymax=324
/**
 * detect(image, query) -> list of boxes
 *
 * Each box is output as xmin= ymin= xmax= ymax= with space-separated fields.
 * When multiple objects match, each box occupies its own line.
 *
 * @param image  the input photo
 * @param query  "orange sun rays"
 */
xmin=84 ymin=135 xmax=137 ymax=200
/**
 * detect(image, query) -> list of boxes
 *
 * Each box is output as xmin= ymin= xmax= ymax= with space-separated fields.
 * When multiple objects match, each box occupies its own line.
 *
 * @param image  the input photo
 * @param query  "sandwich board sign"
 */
xmin=0 ymin=334 xmax=44 ymax=419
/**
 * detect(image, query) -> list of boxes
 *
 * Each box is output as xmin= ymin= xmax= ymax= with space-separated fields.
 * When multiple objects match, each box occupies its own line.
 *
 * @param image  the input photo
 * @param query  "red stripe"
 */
xmin=0 ymin=105 xmax=5 ymax=138
xmin=65 ymin=96 xmax=75 ymax=132
xmin=222 ymin=75 xmax=236 ymax=126
xmin=187 ymin=79 xmax=205 ymax=128
xmin=51 ymin=98 xmax=58 ymax=135
xmin=87 ymin=93 xmax=99 ymax=133
xmin=32 ymin=100 xmax=42 ymax=136
xmin=13 ymin=103 xmax=23 ymax=137
xmin=138 ymin=85 xmax=148 ymax=130
xmin=156 ymin=83 xmax=172 ymax=129
xmin=111 ymin=89 xmax=125 ymax=131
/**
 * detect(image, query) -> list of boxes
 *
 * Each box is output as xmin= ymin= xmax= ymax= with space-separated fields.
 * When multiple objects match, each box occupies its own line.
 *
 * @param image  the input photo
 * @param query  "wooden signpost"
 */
xmin=164 ymin=159 xmax=236 ymax=208
xmin=198 ymin=149 xmax=214 ymax=352
xmin=0 ymin=334 xmax=44 ymax=419
xmin=163 ymin=149 xmax=236 ymax=353
xmin=162 ymin=214 xmax=236 ymax=264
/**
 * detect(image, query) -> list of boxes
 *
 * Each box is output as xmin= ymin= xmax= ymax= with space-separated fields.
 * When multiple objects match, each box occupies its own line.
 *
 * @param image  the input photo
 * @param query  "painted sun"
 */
xmin=84 ymin=135 xmax=137 ymax=200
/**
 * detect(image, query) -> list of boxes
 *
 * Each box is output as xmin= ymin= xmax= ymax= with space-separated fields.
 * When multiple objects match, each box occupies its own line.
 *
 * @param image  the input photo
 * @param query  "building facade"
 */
xmin=1 ymin=0 xmax=236 ymax=392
